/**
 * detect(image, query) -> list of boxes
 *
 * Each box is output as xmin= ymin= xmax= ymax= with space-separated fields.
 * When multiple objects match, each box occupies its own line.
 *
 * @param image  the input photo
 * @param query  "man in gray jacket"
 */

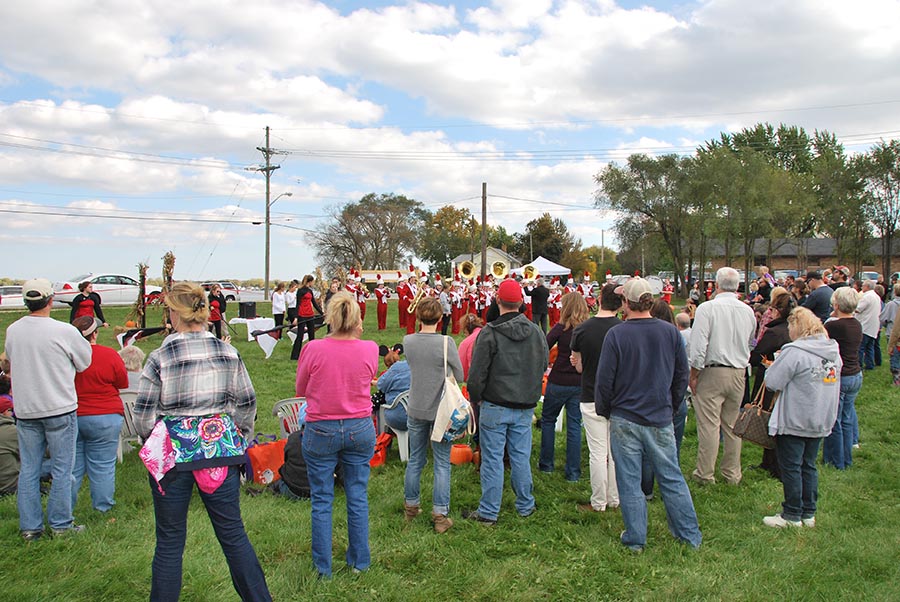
xmin=465 ymin=279 xmax=549 ymax=525
xmin=5 ymin=278 xmax=92 ymax=540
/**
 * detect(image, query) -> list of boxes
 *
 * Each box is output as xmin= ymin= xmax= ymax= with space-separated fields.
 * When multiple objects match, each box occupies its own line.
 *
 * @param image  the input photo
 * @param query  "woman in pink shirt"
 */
xmin=296 ymin=291 xmax=378 ymax=579
xmin=457 ymin=313 xmax=484 ymax=381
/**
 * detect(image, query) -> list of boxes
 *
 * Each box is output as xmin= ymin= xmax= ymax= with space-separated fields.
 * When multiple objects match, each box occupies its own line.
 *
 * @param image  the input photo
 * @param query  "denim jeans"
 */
xmin=610 ymin=417 xmax=701 ymax=550
xmin=640 ymin=398 xmax=689 ymax=497
xmin=775 ymin=434 xmax=821 ymax=521
xmin=72 ymin=413 xmax=123 ymax=512
xmin=382 ymin=405 xmax=409 ymax=432
xmin=858 ymin=334 xmax=876 ymax=371
xmin=149 ymin=466 xmax=271 ymax=601
xmin=302 ymin=417 xmax=375 ymax=577
xmin=822 ymin=371 xmax=862 ymax=469
xmin=581 ymin=403 xmax=618 ymax=510
xmin=538 ymin=383 xmax=583 ymax=481
xmin=404 ymin=417 xmax=451 ymax=515
xmin=16 ymin=411 xmax=78 ymax=532
xmin=477 ymin=402 xmax=535 ymax=520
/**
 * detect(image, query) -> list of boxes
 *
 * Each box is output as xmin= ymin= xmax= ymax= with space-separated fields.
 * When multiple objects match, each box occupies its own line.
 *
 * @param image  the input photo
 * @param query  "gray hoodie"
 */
xmin=467 ymin=312 xmax=549 ymax=409
xmin=764 ymin=334 xmax=842 ymax=438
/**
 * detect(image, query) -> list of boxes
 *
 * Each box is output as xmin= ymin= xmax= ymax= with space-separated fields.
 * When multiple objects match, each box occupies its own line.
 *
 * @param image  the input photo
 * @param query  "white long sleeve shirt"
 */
xmin=688 ymin=292 xmax=756 ymax=371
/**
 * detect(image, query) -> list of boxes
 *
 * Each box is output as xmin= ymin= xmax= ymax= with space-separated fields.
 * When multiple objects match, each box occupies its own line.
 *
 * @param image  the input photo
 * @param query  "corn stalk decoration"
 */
xmin=161 ymin=251 xmax=176 ymax=328
xmin=126 ymin=262 xmax=150 ymax=327
xmin=314 ymin=267 xmax=329 ymax=300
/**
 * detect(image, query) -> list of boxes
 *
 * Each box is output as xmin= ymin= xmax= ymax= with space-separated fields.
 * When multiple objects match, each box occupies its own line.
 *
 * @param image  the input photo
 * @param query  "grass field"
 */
xmin=1 ymin=302 xmax=899 ymax=601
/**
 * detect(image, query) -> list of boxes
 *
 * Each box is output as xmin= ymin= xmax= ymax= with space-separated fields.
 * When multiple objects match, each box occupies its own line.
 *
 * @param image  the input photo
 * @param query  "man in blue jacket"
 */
xmin=596 ymin=277 xmax=701 ymax=551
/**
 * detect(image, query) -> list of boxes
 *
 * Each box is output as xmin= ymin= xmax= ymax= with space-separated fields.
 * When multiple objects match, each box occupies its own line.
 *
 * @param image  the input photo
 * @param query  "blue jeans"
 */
xmin=302 ymin=417 xmax=375 ymax=577
xmin=538 ymin=383 xmax=583 ymax=481
xmin=72 ymin=413 xmax=123 ymax=511
xmin=149 ymin=466 xmax=271 ymax=601
xmin=640 ymin=399 xmax=689 ymax=497
xmin=610 ymin=417 xmax=701 ymax=550
xmin=477 ymin=402 xmax=535 ymax=520
xmin=822 ymin=371 xmax=862 ymax=469
xmin=858 ymin=334 xmax=876 ymax=371
xmin=383 ymin=404 xmax=409 ymax=432
xmin=404 ymin=417 xmax=451 ymax=515
xmin=16 ymin=411 xmax=78 ymax=532
xmin=775 ymin=434 xmax=820 ymax=521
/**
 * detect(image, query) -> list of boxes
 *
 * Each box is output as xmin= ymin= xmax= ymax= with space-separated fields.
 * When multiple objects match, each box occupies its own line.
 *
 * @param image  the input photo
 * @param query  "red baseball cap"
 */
xmin=497 ymin=279 xmax=523 ymax=303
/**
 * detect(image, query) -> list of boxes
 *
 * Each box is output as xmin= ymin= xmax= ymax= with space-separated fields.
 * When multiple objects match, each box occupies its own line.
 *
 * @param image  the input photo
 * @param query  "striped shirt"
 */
xmin=134 ymin=331 xmax=256 ymax=439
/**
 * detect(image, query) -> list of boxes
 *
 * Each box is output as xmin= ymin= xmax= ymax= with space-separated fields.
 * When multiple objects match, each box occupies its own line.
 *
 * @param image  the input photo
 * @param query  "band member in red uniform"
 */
xmin=522 ymin=279 xmax=533 ymax=321
xmin=395 ymin=270 xmax=408 ymax=328
xmin=374 ymin=274 xmax=391 ymax=330
xmin=467 ymin=280 xmax=478 ymax=315
xmin=661 ymin=278 xmax=674 ymax=304
xmin=450 ymin=273 xmax=464 ymax=334
xmin=353 ymin=271 xmax=370 ymax=320
xmin=564 ymin=274 xmax=577 ymax=295
xmin=548 ymin=278 xmax=562 ymax=327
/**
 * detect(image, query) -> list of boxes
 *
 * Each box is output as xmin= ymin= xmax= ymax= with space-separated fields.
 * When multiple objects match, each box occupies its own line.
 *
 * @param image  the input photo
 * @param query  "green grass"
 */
xmin=2 ymin=303 xmax=899 ymax=601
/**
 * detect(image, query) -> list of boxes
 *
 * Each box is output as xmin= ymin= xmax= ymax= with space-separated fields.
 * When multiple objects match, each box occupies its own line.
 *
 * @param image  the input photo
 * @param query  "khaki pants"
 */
xmin=692 ymin=367 xmax=745 ymax=484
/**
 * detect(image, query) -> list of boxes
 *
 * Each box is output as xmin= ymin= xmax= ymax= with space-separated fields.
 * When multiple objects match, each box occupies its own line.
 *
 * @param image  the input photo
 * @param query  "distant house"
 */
xmin=705 ymin=237 xmax=899 ymax=275
xmin=450 ymin=247 xmax=523 ymax=278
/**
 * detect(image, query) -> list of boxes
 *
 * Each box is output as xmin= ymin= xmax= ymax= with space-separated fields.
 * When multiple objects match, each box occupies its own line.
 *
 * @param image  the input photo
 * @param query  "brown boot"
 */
xmin=432 ymin=513 xmax=453 ymax=534
xmin=404 ymin=504 xmax=422 ymax=521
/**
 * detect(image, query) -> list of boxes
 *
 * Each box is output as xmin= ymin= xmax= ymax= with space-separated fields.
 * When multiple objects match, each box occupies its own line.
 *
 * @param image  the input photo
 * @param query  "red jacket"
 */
xmin=74 ymin=345 xmax=129 ymax=416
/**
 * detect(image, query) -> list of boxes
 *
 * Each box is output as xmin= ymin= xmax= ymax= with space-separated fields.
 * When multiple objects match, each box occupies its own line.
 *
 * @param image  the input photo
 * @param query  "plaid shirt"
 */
xmin=134 ymin=331 xmax=256 ymax=439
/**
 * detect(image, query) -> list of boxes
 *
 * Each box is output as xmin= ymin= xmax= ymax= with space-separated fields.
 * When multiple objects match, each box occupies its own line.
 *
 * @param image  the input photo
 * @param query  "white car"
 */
xmin=0 ymin=285 xmax=23 ymax=307
xmin=53 ymin=273 xmax=162 ymax=306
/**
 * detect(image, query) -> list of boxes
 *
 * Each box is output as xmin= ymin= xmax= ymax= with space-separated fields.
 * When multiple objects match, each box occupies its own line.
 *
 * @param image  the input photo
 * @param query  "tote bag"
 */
xmin=431 ymin=336 xmax=476 ymax=443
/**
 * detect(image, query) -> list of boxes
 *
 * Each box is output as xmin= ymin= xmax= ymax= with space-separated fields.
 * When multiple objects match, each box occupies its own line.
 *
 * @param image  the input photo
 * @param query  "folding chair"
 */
xmin=118 ymin=391 xmax=141 ymax=463
xmin=379 ymin=390 xmax=410 ymax=462
xmin=272 ymin=397 xmax=306 ymax=438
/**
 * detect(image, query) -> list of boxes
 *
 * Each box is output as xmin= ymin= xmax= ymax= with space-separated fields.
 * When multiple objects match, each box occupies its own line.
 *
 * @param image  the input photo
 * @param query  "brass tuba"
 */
xmin=521 ymin=263 xmax=539 ymax=280
xmin=491 ymin=260 xmax=509 ymax=279
xmin=459 ymin=260 xmax=476 ymax=280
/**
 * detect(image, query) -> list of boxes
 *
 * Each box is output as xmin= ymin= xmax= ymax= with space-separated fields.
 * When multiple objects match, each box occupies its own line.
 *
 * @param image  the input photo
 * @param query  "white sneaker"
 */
xmin=852 ymin=444 xmax=860 ymax=449
xmin=802 ymin=517 xmax=816 ymax=528
xmin=763 ymin=514 xmax=801 ymax=528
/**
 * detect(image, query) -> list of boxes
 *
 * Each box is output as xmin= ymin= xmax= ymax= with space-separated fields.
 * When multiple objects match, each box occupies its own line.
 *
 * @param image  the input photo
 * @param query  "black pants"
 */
xmin=532 ymin=312 xmax=548 ymax=334
xmin=210 ymin=320 xmax=222 ymax=339
xmin=290 ymin=317 xmax=317 ymax=360
xmin=441 ymin=314 xmax=451 ymax=335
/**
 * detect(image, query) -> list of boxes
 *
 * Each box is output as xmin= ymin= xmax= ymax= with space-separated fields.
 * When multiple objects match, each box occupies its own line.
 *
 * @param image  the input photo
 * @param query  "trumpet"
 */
xmin=407 ymin=283 xmax=427 ymax=314
xmin=491 ymin=260 xmax=508 ymax=279
xmin=522 ymin=263 xmax=539 ymax=280
xmin=459 ymin=260 xmax=476 ymax=280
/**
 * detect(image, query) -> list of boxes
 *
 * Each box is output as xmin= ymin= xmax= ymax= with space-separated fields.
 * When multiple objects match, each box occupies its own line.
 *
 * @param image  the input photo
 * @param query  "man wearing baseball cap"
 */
xmin=595 ymin=277 xmax=701 ymax=551
xmin=829 ymin=266 xmax=851 ymax=291
xmin=4 ymin=278 xmax=92 ymax=540
xmin=465 ymin=279 xmax=549 ymax=525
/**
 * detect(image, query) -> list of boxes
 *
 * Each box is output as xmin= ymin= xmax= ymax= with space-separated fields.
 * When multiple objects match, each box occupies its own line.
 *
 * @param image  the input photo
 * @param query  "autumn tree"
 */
xmin=860 ymin=140 xmax=900 ymax=279
xmin=419 ymin=206 xmax=480 ymax=278
xmin=512 ymin=213 xmax=577 ymax=264
xmin=308 ymin=193 xmax=427 ymax=273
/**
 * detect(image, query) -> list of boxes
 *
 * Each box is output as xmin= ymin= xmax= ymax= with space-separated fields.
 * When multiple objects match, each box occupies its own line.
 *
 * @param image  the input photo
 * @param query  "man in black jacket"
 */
xmin=528 ymin=278 xmax=550 ymax=334
xmin=464 ymin=279 xmax=549 ymax=525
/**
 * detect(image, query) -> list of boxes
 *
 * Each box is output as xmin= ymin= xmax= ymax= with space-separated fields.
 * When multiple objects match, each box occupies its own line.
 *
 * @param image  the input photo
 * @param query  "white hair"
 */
xmin=862 ymin=279 xmax=876 ymax=291
xmin=716 ymin=267 xmax=740 ymax=292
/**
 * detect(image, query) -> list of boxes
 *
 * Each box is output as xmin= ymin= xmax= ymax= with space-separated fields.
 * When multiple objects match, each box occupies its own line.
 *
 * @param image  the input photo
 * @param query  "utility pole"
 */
xmin=481 ymin=182 xmax=487 ymax=281
xmin=249 ymin=126 xmax=287 ymax=301
xmin=601 ymin=230 xmax=605 ymax=263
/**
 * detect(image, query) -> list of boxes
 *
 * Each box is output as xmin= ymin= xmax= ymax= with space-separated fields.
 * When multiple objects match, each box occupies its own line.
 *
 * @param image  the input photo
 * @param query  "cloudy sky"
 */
xmin=1 ymin=0 xmax=899 ymax=283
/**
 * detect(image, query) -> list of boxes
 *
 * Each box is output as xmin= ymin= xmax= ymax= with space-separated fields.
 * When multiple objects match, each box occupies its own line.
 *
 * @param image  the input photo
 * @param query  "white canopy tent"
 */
xmin=509 ymin=256 xmax=571 ymax=278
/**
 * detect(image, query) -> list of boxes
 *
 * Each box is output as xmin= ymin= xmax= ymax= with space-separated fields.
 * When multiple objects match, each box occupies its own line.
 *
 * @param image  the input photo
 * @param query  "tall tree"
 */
xmin=595 ymin=154 xmax=692 ymax=291
xmin=861 ymin=139 xmax=900 ymax=278
xmin=419 ymin=206 xmax=479 ymax=278
xmin=513 ymin=213 xmax=576 ymax=263
xmin=308 ymin=193 xmax=427 ymax=273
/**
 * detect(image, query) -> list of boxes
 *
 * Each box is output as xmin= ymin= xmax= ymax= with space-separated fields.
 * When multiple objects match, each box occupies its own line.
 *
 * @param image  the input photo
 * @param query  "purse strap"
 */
xmin=443 ymin=335 xmax=449 ymax=375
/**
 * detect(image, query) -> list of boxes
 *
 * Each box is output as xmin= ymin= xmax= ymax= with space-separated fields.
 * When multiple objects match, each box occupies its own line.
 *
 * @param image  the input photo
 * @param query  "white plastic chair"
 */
xmin=118 ymin=391 xmax=140 ymax=463
xmin=272 ymin=397 xmax=306 ymax=439
xmin=379 ymin=390 xmax=410 ymax=462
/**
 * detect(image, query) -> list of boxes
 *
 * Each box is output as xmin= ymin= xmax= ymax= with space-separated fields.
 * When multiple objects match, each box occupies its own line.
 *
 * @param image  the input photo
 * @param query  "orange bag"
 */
xmin=246 ymin=437 xmax=287 ymax=485
xmin=370 ymin=432 xmax=394 ymax=467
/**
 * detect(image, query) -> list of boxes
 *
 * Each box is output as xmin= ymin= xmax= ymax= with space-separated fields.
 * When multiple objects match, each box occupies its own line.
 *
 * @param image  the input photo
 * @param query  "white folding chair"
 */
xmin=118 ymin=391 xmax=140 ymax=463
xmin=272 ymin=397 xmax=306 ymax=438
xmin=379 ymin=390 xmax=410 ymax=462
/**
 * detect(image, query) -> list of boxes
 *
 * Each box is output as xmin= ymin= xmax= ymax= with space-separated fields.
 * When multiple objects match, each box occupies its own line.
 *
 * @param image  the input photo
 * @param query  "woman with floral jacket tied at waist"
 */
xmin=69 ymin=281 xmax=108 ymax=327
xmin=762 ymin=307 xmax=841 ymax=529
xmin=296 ymin=291 xmax=378 ymax=578
xmin=290 ymin=274 xmax=324 ymax=361
xmin=134 ymin=283 xmax=271 ymax=601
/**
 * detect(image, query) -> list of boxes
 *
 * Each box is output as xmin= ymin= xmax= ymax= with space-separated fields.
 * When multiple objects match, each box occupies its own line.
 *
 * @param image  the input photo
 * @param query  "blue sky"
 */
xmin=1 ymin=0 xmax=898 ymax=283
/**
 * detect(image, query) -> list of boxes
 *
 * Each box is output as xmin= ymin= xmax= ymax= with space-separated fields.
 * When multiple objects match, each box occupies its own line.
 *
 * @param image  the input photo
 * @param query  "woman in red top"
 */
xmin=69 ymin=281 xmax=108 ymax=327
xmin=290 ymin=274 xmax=324 ymax=360
xmin=208 ymin=284 xmax=225 ymax=340
xmin=72 ymin=316 xmax=129 ymax=512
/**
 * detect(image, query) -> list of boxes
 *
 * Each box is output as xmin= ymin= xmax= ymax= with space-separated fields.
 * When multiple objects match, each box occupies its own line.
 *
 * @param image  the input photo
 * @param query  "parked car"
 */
xmin=0 ymin=285 xmax=23 ymax=308
xmin=201 ymin=281 xmax=241 ymax=302
xmin=854 ymin=271 xmax=880 ymax=283
xmin=773 ymin=269 xmax=800 ymax=282
xmin=52 ymin=273 xmax=162 ymax=306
